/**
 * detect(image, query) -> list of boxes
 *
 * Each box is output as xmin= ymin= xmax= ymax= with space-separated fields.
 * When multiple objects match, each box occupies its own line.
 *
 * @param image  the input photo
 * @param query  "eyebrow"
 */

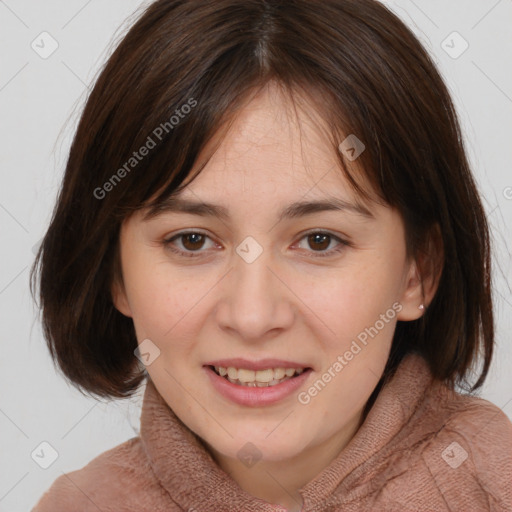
xmin=142 ymin=196 xmax=375 ymax=222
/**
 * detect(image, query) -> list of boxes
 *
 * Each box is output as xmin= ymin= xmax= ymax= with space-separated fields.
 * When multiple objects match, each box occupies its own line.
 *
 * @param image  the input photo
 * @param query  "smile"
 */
xmin=204 ymin=364 xmax=313 ymax=407
xmin=210 ymin=365 xmax=306 ymax=387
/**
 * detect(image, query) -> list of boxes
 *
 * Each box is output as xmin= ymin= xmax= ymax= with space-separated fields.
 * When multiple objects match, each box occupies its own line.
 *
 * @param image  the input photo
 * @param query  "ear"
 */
xmin=110 ymin=270 xmax=133 ymax=318
xmin=397 ymin=223 xmax=444 ymax=321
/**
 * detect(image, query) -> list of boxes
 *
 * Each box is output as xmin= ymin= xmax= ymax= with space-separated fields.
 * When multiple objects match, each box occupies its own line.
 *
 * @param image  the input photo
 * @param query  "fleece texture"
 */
xmin=32 ymin=352 xmax=512 ymax=511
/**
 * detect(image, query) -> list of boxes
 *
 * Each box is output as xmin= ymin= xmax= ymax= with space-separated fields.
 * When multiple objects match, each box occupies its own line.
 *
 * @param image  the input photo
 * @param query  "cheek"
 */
xmin=121 ymin=251 xmax=201 ymax=338
xmin=301 ymin=261 xmax=400 ymax=338
xmin=126 ymin=278 xmax=227 ymax=366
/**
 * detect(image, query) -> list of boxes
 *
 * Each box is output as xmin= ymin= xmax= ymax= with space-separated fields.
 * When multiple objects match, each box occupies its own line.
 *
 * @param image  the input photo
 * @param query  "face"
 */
xmin=112 ymin=84 xmax=425 ymax=466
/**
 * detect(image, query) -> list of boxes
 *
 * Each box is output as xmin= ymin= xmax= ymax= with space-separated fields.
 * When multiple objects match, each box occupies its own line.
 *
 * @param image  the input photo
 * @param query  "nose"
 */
xmin=215 ymin=242 xmax=295 ymax=342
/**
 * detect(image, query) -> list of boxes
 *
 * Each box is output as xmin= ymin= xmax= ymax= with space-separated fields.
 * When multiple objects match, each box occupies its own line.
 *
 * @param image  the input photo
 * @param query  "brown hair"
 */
xmin=30 ymin=0 xmax=494 ymax=401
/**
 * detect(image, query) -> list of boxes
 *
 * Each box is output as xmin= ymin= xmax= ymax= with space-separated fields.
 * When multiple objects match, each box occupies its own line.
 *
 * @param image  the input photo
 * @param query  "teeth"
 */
xmin=213 ymin=365 xmax=306 ymax=386
xmin=237 ymin=369 xmax=254 ymax=382
xmin=274 ymin=368 xmax=285 ymax=379
xmin=255 ymin=369 xmax=273 ymax=383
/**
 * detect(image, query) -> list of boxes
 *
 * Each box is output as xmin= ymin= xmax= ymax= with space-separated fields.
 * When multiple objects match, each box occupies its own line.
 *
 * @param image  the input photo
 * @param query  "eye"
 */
xmin=162 ymin=231 xmax=216 ymax=257
xmin=162 ymin=230 xmax=350 ymax=258
xmin=294 ymin=230 xmax=350 ymax=258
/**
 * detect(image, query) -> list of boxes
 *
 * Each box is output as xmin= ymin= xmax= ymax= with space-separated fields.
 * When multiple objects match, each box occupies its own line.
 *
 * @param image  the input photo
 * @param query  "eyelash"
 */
xmin=161 ymin=230 xmax=351 ymax=259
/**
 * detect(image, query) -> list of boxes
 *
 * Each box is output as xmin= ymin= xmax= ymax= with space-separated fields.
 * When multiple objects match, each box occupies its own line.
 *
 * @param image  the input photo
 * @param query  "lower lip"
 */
xmin=203 ymin=366 xmax=313 ymax=407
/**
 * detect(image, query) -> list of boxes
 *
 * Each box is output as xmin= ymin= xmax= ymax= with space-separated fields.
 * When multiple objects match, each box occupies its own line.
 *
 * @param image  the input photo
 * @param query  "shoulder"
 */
xmin=417 ymin=388 xmax=512 ymax=511
xmin=31 ymin=437 xmax=170 ymax=512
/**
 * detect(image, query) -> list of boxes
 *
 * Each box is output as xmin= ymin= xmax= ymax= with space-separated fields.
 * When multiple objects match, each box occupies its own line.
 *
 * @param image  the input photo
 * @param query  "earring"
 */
xmin=418 ymin=304 xmax=424 ymax=310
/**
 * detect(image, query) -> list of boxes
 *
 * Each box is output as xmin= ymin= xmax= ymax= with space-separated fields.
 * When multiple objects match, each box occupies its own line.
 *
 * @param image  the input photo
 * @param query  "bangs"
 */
xmin=129 ymin=80 xmax=384 ymax=226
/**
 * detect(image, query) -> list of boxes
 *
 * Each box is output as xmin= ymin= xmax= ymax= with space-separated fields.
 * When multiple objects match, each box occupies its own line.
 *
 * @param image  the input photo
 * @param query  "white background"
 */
xmin=0 ymin=1 xmax=511 ymax=510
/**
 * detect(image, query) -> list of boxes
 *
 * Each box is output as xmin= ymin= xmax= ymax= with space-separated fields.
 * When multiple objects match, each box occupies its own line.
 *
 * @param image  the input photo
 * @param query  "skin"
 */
xmin=112 ymin=83 xmax=440 ymax=510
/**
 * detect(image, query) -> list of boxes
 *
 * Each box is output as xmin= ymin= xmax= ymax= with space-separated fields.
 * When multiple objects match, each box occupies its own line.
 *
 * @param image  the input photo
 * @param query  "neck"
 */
xmin=204 ymin=409 xmax=364 ymax=511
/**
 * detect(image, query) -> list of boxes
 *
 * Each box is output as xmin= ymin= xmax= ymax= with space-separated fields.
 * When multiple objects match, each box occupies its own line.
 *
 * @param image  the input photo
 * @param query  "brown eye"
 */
xmin=307 ymin=233 xmax=331 ymax=251
xmin=295 ymin=231 xmax=349 ymax=258
xmin=180 ymin=233 xmax=206 ymax=251
xmin=162 ymin=231 xmax=216 ymax=257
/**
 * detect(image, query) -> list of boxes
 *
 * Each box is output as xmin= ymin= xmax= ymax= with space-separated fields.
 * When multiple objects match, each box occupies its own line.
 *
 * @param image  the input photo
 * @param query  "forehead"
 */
xmin=134 ymin=83 xmax=385 ymax=228
xmin=179 ymin=85 xmax=368 ymax=204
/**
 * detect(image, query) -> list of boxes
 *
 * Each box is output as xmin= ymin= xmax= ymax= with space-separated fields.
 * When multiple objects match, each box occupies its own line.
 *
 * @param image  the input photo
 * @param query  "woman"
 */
xmin=31 ymin=0 xmax=512 ymax=510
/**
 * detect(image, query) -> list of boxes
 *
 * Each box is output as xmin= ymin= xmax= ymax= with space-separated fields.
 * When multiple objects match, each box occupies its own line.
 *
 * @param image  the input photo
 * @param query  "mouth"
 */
xmin=207 ymin=365 xmax=311 ymax=388
xmin=202 ymin=358 xmax=314 ymax=406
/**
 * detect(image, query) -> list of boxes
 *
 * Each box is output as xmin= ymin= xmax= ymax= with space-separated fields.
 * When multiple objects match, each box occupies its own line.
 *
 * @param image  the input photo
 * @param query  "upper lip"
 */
xmin=204 ymin=358 xmax=311 ymax=371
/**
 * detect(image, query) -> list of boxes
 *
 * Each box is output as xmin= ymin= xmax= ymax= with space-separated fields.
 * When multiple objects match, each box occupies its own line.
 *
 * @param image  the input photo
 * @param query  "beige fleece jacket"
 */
xmin=32 ymin=352 xmax=512 ymax=511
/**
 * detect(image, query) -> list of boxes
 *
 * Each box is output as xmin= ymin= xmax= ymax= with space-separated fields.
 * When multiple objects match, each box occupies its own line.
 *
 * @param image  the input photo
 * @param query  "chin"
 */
xmin=205 ymin=432 xmax=307 ymax=464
